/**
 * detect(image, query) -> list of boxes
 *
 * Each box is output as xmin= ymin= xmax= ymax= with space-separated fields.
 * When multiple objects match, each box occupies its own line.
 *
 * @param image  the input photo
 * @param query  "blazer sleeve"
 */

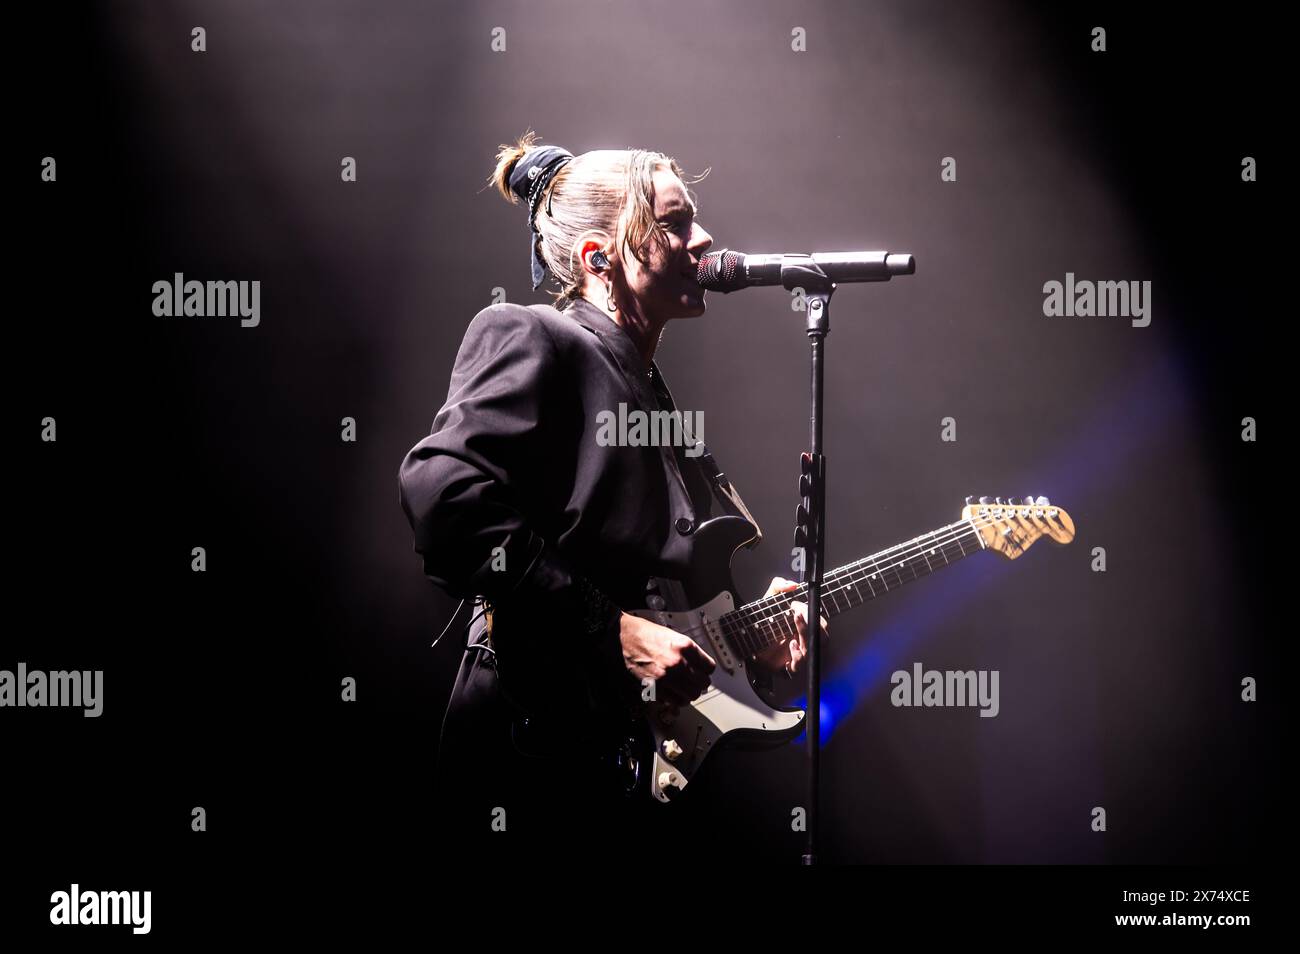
xmin=397 ymin=305 xmax=625 ymax=681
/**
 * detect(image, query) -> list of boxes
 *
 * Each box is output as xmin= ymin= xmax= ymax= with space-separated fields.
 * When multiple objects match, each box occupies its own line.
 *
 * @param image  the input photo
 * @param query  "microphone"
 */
xmin=696 ymin=249 xmax=915 ymax=293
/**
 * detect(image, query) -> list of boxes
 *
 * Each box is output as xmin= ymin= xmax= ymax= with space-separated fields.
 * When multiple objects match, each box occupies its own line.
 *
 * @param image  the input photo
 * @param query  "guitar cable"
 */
xmin=430 ymin=597 xmax=466 ymax=649
xmin=432 ymin=597 xmax=543 ymax=757
xmin=430 ymin=596 xmax=495 ymax=658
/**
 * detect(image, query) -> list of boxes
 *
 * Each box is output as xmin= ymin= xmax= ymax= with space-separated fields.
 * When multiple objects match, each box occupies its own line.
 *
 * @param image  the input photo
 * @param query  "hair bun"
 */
xmin=489 ymin=130 xmax=542 ymax=205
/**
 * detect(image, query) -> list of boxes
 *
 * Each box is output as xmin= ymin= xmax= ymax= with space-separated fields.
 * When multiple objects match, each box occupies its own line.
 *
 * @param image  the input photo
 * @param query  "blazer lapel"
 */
xmin=556 ymin=298 xmax=697 ymax=520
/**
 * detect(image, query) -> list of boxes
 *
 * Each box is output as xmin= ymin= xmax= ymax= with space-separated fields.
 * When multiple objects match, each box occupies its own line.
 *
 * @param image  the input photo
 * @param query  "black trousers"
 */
xmin=432 ymin=640 xmax=706 ymax=861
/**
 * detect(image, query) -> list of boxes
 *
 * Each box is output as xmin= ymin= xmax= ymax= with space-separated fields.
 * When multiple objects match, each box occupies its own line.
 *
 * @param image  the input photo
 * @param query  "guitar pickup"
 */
xmin=701 ymin=611 xmax=740 ymax=674
xmin=641 ymin=590 xmax=742 ymax=676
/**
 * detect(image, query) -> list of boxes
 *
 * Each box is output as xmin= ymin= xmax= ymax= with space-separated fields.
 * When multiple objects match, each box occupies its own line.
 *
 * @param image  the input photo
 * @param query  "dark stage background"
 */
xmin=9 ymin=0 xmax=1284 ymax=926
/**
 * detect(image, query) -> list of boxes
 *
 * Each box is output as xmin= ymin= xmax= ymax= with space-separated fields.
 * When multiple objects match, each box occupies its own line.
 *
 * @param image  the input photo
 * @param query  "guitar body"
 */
xmin=504 ymin=495 xmax=1073 ymax=805
xmin=627 ymin=515 xmax=806 ymax=803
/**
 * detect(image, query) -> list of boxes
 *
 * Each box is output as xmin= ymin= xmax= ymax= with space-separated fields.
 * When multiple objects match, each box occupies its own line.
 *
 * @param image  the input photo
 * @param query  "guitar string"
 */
xmin=721 ymin=519 xmax=989 ymax=654
xmin=720 ymin=524 xmax=989 ymax=657
xmin=730 ymin=510 xmax=1063 ymax=653
xmin=729 ymin=509 xmax=1052 ymax=628
xmin=722 ymin=511 xmax=1061 ymax=655
xmin=654 ymin=529 xmax=982 ymax=670
xmin=648 ymin=510 xmax=1060 ymax=657
xmin=661 ymin=524 xmax=980 ymax=663
xmin=725 ymin=513 xmax=1023 ymax=647
xmin=731 ymin=517 xmax=986 ymax=628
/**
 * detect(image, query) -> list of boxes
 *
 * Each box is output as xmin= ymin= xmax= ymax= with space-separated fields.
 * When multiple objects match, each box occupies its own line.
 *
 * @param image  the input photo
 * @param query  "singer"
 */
xmin=397 ymin=132 xmax=821 ymax=853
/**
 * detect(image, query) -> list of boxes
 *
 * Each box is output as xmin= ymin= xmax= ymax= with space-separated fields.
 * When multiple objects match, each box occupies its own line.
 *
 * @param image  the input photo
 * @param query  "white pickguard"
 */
xmin=632 ymin=590 xmax=806 ymax=803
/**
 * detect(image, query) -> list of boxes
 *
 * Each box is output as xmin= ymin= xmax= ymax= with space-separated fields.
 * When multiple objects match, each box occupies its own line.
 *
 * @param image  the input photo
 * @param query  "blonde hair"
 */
xmin=488 ymin=130 xmax=709 ymax=307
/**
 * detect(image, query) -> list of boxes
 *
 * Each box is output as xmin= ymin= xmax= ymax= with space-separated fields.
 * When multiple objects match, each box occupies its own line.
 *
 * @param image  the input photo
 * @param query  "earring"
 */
xmin=605 ymin=283 xmax=618 ymax=313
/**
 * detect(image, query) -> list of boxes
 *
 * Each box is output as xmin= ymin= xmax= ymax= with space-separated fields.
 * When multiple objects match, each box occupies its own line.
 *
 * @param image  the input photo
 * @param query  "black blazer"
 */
xmin=398 ymin=296 xmax=725 ymax=725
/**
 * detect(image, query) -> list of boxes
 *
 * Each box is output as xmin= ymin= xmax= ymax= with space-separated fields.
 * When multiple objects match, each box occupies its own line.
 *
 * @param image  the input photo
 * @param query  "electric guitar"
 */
xmin=615 ymin=495 xmax=1076 ymax=802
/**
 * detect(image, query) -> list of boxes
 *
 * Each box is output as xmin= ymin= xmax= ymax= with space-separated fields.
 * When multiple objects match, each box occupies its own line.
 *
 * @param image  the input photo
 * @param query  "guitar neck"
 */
xmin=720 ymin=518 xmax=988 ymax=658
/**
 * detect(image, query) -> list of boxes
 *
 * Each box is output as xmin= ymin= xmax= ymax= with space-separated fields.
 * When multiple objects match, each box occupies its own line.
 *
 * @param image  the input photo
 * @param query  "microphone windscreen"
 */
xmin=697 ymin=249 xmax=744 ymax=292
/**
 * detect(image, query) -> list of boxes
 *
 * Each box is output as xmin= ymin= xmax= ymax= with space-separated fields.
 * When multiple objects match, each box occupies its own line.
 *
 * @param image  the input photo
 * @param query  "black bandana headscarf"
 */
xmin=507 ymin=145 xmax=575 ymax=290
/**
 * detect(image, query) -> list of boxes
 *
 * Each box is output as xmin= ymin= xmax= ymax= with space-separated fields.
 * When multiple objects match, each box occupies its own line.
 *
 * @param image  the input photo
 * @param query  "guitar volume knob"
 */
xmin=661 ymin=739 xmax=683 ymax=761
xmin=658 ymin=771 xmax=681 ymax=794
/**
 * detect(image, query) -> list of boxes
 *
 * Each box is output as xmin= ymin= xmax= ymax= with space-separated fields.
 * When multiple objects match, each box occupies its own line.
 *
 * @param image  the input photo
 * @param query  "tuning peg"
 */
xmin=965 ymin=495 xmax=974 ymax=505
xmin=1034 ymin=495 xmax=1050 ymax=505
xmin=1007 ymin=497 xmax=1021 ymax=505
xmin=978 ymin=496 xmax=991 ymax=504
xmin=799 ymin=473 xmax=812 ymax=498
xmin=995 ymin=497 xmax=1005 ymax=505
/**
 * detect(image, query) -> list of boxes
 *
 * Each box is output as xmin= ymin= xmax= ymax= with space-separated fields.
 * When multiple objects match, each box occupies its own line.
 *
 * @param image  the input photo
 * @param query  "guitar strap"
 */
xmin=693 ymin=442 xmax=764 ymax=549
xmin=653 ymin=365 xmax=763 ymax=550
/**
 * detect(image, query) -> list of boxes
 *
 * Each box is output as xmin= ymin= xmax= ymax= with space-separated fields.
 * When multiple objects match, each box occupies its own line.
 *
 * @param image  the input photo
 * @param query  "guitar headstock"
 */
xmin=961 ymin=495 xmax=1075 ymax=560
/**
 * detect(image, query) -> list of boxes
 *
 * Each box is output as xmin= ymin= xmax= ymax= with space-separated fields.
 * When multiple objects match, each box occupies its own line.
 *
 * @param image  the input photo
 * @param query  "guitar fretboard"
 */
xmin=720 ymin=518 xmax=987 ymax=658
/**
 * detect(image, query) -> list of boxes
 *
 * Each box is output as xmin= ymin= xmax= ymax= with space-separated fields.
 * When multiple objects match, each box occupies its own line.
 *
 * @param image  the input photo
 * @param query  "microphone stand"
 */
xmin=785 ymin=261 xmax=834 ymax=866
xmin=702 ymin=248 xmax=910 ymax=864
